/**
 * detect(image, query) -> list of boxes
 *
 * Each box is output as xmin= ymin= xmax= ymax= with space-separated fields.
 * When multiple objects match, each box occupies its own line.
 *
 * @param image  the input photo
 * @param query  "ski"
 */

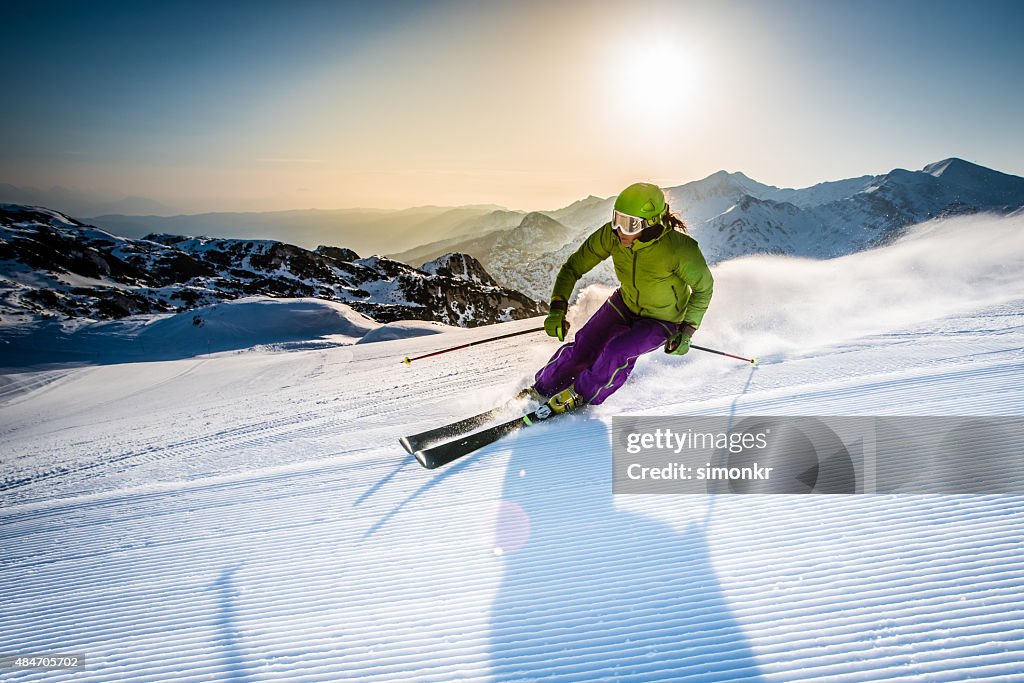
xmin=413 ymin=404 xmax=566 ymax=470
xmin=399 ymin=389 xmax=532 ymax=455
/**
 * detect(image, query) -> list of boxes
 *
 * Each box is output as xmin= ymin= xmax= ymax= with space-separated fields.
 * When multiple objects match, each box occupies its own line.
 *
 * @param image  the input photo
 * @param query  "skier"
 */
xmin=533 ymin=182 xmax=714 ymax=413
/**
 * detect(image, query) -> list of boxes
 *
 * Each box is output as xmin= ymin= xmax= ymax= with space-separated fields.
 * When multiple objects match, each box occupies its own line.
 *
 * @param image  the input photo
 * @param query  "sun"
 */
xmin=623 ymin=41 xmax=697 ymax=99
xmin=602 ymin=37 xmax=700 ymax=128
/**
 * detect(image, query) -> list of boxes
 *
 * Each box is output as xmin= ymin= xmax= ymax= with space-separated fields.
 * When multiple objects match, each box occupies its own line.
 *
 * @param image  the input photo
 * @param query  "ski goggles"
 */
xmin=611 ymin=209 xmax=649 ymax=236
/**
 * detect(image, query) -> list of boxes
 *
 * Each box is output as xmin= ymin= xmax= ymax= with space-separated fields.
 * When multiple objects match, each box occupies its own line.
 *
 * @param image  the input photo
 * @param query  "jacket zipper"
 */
xmin=631 ymin=249 xmax=640 ymax=310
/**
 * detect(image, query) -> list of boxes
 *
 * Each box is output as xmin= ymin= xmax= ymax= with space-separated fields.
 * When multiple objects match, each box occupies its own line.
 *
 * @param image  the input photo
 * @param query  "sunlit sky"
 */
xmin=2 ymin=0 xmax=1022 ymax=212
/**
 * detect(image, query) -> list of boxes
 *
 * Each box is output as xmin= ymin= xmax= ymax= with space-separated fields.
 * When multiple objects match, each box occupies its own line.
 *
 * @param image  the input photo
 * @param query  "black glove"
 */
xmin=665 ymin=323 xmax=698 ymax=355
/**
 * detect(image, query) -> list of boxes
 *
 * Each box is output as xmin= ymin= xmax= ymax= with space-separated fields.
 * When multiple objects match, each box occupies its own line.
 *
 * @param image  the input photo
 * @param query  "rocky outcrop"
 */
xmin=420 ymin=253 xmax=499 ymax=286
xmin=0 ymin=205 xmax=544 ymax=327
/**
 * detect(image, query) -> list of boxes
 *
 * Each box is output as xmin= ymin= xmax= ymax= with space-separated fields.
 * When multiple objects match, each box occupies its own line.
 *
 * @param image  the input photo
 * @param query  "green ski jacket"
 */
xmin=550 ymin=223 xmax=714 ymax=327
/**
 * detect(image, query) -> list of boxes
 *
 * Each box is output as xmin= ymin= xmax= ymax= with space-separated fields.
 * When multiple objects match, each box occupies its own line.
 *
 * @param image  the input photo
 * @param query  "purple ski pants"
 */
xmin=534 ymin=290 xmax=680 ymax=405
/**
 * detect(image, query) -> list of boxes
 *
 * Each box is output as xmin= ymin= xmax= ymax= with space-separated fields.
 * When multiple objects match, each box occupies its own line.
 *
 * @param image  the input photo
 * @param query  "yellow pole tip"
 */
xmin=402 ymin=357 xmax=411 ymax=365
xmin=751 ymin=357 xmax=758 ymax=366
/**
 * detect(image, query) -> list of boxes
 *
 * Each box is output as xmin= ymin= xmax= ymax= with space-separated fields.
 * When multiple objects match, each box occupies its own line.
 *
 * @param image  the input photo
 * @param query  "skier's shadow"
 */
xmin=488 ymin=419 xmax=766 ymax=682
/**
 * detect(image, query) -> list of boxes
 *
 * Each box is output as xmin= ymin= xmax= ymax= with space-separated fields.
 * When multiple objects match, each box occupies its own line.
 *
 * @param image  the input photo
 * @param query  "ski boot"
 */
xmin=541 ymin=385 xmax=583 ymax=417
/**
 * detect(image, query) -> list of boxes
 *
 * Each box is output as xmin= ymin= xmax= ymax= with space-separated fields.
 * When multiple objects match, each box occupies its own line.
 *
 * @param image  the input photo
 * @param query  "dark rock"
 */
xmin=1 ymin=204 xmax=544 ymax=326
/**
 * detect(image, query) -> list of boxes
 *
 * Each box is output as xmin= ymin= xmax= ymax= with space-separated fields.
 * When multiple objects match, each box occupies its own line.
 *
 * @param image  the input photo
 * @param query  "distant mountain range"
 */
xmin=86 ymin=205 xmax=520 ymax=257
xmin=0 ymin=184 xmax=177 ymax=217
xmin=684 ymin=158 xmax=1024 ymax=262
xmin=0 ymin=206 xmax=543 ymax=327
xmin=0 ymin=184 xmax=530 ymax=257
xmin=388 ymin=158 xmax=1024 ymax=299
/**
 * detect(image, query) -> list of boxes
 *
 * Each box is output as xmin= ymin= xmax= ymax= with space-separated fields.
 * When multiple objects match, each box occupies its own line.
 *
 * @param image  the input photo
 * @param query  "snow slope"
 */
xmin=0 ymin=297 xmax=385 ymax=367
xmin=1 ymin=215 xmax=1023 ymax=681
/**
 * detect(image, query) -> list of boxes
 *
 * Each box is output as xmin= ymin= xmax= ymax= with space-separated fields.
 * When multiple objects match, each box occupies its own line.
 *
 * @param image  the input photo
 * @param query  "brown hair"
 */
xmin=662 ymin=204 xmax=689 ymax=233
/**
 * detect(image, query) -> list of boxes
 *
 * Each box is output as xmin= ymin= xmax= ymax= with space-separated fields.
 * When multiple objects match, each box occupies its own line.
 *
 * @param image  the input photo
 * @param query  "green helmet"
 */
xmin=614 ymin=182 xmax=667 ymax=225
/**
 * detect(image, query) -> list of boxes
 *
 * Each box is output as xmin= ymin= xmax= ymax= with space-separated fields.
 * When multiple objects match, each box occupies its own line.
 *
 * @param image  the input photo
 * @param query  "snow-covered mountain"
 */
xmin=390 ymin=211 xmax=580 ymax=303
xmin=419 ymin=252 xmax=499 ymax=286
xmin=541 ymin=193 xmax=613 ymax=232
xmin=393 ymin=158 xmax=1024 ymax=300
xmin=389 ymin=197 xmax=609 ymax=268
xmin=693 ymin=159 xmax=1023 ymax=262
xmin=0 ymin=205 xmax=544 ymax=328
xmin=483 ymin=212 xmax=579 ymax=297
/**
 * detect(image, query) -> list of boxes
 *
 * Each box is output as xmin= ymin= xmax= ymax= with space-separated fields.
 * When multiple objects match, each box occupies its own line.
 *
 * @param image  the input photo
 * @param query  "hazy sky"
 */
xmin=2 ymin=0 xmax=1022 ymax=212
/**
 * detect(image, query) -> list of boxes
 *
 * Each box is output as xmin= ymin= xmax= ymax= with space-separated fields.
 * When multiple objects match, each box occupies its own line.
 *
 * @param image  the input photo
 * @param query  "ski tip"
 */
xmin=413 ymin=450 xmax=435 ymax=469
xmin=402 ymin=356 xmax=411 ymax=365
xmin=399 ymin=436 xmax=414 ymax=455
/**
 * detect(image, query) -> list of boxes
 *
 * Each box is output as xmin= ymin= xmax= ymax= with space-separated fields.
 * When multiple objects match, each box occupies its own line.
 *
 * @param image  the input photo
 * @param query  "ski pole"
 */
xmin=402 ymin=326 xmax=545 ymax=365
xmin=691 ymin=343 xmax=757 ymax=365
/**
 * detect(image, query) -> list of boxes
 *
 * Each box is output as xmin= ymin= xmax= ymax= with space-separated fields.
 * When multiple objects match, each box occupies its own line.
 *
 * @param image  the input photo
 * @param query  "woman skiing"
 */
xmin=533 ymin=182 xmax=714 ymax=413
